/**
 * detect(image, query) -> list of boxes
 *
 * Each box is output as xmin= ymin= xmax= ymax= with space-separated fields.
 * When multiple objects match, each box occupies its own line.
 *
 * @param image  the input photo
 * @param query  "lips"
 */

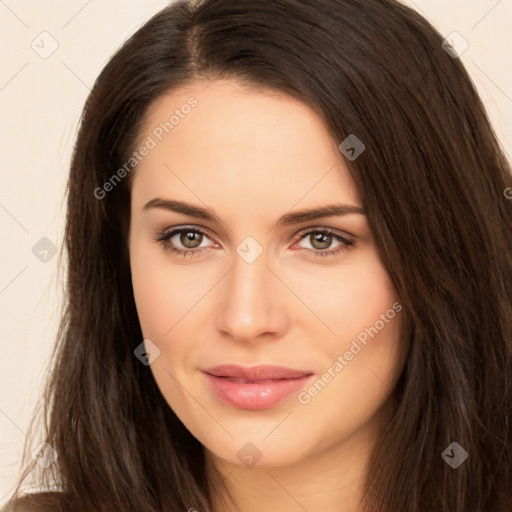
xmin=204 ymin=364 xmax=312 ymax=381
xmin=203 ymin=364 xmax=314 ymax=410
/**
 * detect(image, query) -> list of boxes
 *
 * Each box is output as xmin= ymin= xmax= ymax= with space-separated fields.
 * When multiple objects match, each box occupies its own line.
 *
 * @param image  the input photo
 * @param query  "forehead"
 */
xmin=130 ymin=79 xmax=361 ymax=216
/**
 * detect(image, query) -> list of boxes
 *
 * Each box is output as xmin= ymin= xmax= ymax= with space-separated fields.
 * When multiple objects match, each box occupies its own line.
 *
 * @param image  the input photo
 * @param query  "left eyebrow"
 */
xmin=277 ymin=204 xmax=366 ymax=226
xmin=142 ymin=198 xmax=366 ymax=226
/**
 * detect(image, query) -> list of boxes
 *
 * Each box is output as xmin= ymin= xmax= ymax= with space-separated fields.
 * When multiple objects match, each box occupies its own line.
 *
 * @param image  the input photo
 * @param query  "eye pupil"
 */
xmin=181 ymin=231 xmax=202 ymax=248
xmin=311 ymin=233 xmax=332 ymax=250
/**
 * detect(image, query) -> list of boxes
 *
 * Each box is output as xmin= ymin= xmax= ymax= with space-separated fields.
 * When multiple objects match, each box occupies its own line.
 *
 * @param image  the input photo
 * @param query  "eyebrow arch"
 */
xmin=142 ymin=198 xmax=366 ymax=226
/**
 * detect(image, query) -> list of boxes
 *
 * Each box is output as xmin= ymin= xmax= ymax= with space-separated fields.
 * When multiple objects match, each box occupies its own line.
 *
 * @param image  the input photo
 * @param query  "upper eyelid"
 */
xmin=296 ymin=226 xmax=354 ymax=240
xmin=159 ymin=225 xmax=215 ymax=242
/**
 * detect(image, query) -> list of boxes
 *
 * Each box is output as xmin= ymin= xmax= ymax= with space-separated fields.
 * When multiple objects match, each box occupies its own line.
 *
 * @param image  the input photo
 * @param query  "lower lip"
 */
xmin=204 ymin=373 xmax=314 ymax=410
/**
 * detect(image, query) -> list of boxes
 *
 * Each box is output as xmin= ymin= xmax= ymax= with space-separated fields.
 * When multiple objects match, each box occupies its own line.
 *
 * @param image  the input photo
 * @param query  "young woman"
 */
xmin=5 ymin=0 xmax=512 ymax=511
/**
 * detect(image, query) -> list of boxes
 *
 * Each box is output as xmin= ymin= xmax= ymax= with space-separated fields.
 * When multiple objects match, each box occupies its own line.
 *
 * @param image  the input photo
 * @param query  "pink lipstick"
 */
xmin=203 ymin=364 xmax=314 ymax=410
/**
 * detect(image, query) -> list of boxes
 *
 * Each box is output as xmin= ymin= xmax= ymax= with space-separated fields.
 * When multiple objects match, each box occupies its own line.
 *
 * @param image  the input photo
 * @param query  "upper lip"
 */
xmin=203 ymin=364 xmax=314 ymax=381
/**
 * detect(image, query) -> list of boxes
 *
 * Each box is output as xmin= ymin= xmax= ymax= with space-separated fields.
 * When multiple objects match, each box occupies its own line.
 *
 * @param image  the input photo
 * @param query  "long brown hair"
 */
xmin=6 ymin=0 xmax=512 ymax=511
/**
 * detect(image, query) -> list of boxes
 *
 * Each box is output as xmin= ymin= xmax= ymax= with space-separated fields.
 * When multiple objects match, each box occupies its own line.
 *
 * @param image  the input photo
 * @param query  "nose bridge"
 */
xmin=215 ymin=244 xmax=285 ymax=341
xmin=230 ymin=249 xmax=268 ymax=303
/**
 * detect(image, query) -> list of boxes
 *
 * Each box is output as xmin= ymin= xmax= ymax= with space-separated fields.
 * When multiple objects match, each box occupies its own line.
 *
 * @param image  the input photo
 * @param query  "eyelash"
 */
xmin=153 ymin=225 xmax=355 ymax=259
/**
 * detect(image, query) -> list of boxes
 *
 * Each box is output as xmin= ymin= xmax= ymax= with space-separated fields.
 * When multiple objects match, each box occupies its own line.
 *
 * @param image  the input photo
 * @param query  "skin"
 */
xmin=128 ymin=79 xmax=408 ymax=512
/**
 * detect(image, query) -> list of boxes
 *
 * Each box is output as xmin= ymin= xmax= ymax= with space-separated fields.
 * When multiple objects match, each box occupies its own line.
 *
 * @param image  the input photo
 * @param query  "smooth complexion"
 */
xmin=128 ymin=79 xmax=408 ymax=512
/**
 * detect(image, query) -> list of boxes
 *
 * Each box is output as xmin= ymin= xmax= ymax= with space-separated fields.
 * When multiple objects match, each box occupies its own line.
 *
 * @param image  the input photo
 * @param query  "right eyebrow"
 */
xmin=143 ymin=198 xmax=222 ymax=223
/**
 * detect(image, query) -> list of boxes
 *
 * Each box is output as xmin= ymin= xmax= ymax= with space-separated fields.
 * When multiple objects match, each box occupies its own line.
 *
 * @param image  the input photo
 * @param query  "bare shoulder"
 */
xmin=3 ymin=492 xmax=67 ymax=512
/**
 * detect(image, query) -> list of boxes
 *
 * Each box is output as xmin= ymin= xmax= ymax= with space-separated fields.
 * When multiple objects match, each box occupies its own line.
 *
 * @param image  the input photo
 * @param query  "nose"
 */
xmin=215 ymin=249 xmax=289 ymax=344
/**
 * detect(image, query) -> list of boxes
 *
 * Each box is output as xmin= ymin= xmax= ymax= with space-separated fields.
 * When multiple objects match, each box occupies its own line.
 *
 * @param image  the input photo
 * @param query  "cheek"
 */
xmin=130 ymin=242 xmax=168 ymax=339
xmin=129 ymin=237 xmax=199 ymax=340
xmin=286 ymin=249 xmax=401 ymax=346
xmin=335 ymin=264 xmax=401 ymax=345
xmin=129 ymin=239 xmax=217 ymax=384
xmin=292 ymin=251 xmax=406 ymax=403
xmin=295 ymin=272 xmax=406 ymax=451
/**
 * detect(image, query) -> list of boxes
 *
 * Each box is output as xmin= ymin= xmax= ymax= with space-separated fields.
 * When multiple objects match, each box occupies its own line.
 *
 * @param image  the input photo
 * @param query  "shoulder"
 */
xmin=3 ymin=492 xmax=67 ymax=512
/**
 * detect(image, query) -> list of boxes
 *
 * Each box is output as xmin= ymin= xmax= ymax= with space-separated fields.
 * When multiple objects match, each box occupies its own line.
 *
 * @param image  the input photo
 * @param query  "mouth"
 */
xmin=203 ymin=364 xmax=314 ymax=410
xmin=219 ymin=377 xmax=298 ymax=384
xmin=204 ymin=363 xmax=313 ymax=380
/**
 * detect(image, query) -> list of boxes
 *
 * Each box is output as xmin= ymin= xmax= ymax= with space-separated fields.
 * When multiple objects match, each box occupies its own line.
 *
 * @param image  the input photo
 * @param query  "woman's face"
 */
xmin=129 ymin=79 xmax=407 ymax=470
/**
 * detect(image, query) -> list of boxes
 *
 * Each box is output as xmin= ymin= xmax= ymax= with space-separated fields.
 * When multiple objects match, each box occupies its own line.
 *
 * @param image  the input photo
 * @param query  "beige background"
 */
xmin=1 ymin=0 xmax=511 ymax=502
